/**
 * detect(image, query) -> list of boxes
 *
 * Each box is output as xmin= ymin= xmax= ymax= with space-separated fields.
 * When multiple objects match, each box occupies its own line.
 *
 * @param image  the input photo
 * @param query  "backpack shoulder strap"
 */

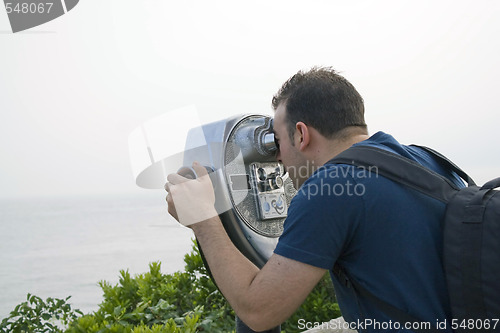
xmin=411 ymin=145 xmax=475 ymax=187
xmin=328 ymin=145 xmax=472 ymax=203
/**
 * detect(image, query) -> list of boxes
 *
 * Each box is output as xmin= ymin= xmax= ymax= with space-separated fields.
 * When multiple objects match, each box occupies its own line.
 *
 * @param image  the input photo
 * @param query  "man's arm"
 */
xmin=165 ymin=163 xmax=327 ymax=331
xmin=191 ymin=216 xmax=326 ymax=331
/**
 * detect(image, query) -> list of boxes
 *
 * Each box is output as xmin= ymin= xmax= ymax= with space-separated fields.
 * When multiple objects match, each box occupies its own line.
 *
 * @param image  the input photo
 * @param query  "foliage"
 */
xmin=1 ymin=240 xmax=341 ymax=332
xmin=66 ymin=240 xmax=234 ymax=332
xmin=284 ymin=273 xmax=341 ymax=332
xmin=0 ymin=294 xmax=82 ymax=333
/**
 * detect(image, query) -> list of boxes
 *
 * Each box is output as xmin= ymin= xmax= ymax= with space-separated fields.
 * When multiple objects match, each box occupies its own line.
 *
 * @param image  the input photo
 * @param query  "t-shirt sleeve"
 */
xmin=274 ymin=166 xmax=365 ymax=270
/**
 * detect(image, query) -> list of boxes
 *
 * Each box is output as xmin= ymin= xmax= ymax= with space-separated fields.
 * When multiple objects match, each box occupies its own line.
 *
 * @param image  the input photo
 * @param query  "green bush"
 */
xmin=66 ymin=240 xmax=234 ymax=333
xmin=1 ymin=240 xmax=341 ymax=332
xmin=0 ymin=294 xmax=82 ymax=333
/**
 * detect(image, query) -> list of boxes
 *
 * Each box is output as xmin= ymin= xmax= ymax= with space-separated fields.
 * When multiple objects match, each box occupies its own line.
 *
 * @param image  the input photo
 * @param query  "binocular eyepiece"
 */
xmin=255 ymin=118 xmax=278 ymax=156
xmin=259 ymin=132 xmax=278 ymax=155
xmin=231 ymin=116 xmax=278 ymax=163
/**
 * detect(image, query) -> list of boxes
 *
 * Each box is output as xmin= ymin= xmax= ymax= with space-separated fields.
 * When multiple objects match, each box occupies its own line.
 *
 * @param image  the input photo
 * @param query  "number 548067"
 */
xmin=5 ymin=2 xmax=54 ymax=14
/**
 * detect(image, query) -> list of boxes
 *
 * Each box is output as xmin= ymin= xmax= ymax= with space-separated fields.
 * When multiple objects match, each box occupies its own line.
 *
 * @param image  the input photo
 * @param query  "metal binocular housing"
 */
xmin=180 ymin=114 xmax=296 ymax=268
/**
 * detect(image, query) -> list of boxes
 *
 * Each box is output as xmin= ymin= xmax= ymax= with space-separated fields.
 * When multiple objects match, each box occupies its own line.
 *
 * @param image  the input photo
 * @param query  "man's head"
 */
xmin=272 ymin=67 xmax=368 ymax=188
xmin=272 ymin=66 xmax=367 ymax=142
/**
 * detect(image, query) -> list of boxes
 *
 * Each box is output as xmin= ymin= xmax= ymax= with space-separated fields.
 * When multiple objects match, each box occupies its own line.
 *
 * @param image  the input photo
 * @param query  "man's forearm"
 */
xmin=191 ymin=216 xmax=261 ymax=316
xmin=189 ymin=215 xmax=326 ymax=331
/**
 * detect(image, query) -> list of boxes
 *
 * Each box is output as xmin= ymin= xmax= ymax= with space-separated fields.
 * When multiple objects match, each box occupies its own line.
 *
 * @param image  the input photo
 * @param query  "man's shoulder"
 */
xmin=334 ymin=131 xmax=464 ymax=188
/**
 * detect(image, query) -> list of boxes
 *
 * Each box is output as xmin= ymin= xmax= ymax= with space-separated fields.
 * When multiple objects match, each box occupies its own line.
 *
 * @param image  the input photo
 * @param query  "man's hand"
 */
xmin=165 ymin=162 xmax=217 ymax=226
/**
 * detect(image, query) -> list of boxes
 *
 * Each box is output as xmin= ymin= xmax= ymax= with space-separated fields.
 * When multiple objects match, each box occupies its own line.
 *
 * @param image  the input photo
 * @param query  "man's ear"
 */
xmin=295 ymin=122 xmax=310 ymax=151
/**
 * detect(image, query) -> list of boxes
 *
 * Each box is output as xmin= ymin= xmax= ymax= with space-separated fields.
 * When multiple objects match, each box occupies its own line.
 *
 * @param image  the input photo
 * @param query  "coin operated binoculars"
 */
xmin=177 ymin=114 xmax=296 ymax=268
xmin=131 ymin=112 xmax=296 ymax=332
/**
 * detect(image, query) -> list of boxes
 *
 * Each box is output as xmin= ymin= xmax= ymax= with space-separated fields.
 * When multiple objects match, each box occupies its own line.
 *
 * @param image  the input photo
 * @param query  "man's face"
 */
xmin=273 ymin=104 xmax=310 ymax=188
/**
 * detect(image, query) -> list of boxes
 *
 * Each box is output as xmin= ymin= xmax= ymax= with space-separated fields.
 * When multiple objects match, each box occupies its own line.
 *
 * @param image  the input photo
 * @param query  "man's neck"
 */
xmin=317 ymin=134 xmax=370 ymax=166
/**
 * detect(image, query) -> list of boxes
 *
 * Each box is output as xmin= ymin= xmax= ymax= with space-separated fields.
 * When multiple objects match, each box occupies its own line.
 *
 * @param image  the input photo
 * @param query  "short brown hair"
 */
xmin=272 ymin=67 xmax=367 ymax=141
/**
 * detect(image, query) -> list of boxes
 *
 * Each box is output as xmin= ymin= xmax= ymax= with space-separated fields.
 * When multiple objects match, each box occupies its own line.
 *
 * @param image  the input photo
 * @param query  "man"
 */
xmin=165 ymin=67 xmax=461 ymax=332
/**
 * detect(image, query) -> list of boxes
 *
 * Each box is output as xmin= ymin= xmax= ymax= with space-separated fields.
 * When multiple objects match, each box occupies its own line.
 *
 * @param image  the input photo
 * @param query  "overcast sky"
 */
xmin=1 ymin=0 xmax=499 ymax=200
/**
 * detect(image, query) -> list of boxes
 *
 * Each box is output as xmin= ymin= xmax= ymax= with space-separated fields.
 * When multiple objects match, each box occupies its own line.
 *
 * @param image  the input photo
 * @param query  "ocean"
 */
xmin=0 ymin=192 xmax=194 ymax=319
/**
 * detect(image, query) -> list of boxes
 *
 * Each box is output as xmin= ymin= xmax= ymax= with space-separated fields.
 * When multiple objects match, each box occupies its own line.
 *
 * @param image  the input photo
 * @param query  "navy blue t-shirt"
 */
xmin=274 ymin=132 xmax=462 ymax=332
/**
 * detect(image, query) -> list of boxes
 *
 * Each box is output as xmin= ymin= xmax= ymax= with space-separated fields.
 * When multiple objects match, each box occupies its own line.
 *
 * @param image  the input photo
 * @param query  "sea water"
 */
xmin=0 ymin=192 xmax=194 ymax=319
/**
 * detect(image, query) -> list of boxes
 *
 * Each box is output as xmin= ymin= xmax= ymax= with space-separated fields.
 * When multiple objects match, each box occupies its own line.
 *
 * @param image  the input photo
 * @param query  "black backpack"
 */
xmin=330 ymin=145 xmax=500 ymax=333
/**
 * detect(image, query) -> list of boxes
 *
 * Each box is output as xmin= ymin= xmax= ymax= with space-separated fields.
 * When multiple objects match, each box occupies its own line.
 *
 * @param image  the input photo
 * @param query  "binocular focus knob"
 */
xmin=270 ymin=175 xmax=284 ymax=190
xmin=258 ymin=175 xmax=283 ymax=191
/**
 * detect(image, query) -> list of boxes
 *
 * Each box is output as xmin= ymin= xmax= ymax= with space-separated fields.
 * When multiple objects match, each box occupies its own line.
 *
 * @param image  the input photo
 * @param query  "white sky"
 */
xmin=0 ymin=0 xmax=499 ymax=199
